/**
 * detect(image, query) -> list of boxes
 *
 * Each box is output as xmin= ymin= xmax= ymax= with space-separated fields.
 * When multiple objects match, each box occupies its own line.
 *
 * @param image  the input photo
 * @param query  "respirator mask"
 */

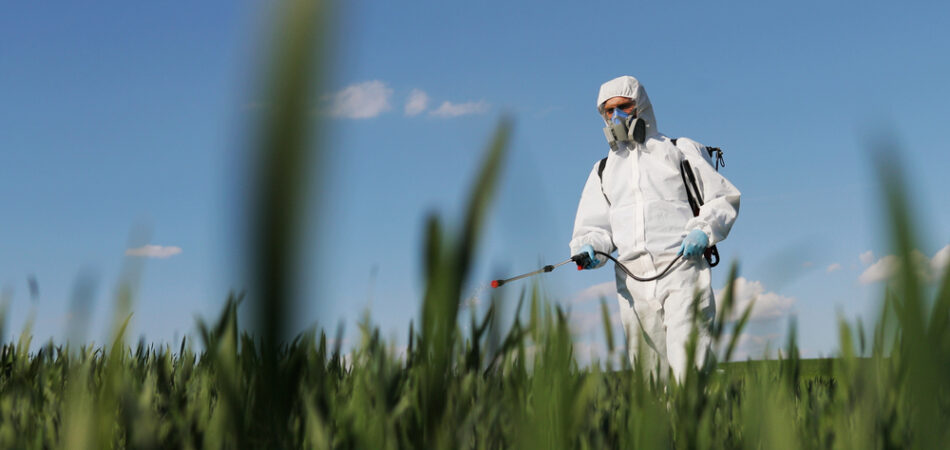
xmin=602 ymin=106 xmax=645 ymax=151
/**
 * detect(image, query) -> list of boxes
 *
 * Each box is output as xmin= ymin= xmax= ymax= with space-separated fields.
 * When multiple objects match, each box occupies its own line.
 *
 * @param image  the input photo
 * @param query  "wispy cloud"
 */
xmin=404 ymin=89 xmax=429 ymax=116
xmin=125 ymin=245 xmax=182 ymax=259
xmin=716 ymin=277 xmax=796 ymax=322
xmin=859 ymin=250 xmax=874 ymax=265
xmin=326 ymin=80 xmax=393 ymax=119
xmin=857 ymin=247 xmax=947 ymax=284
xmin=827 ymin=263 xmax=842 ymax=273
xmin=802 ymin=261 xmax=814 ymax=268
xmin=324 ymin=81 xmax=487 ymax=119
xmin=430 ymin=100 xmax=489 ymax=118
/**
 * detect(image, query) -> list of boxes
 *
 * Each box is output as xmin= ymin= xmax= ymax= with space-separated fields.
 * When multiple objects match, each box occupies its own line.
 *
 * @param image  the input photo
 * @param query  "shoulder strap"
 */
xmin=597 ymin=157 xmax=610 ymax=206
xmin=679 ymin=160 xmax=701 ymax=216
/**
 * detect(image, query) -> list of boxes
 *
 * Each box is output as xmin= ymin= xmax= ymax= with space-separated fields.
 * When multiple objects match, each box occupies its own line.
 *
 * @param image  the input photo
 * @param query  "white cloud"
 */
xmin=430 ymin=100 xmax=489 ymax=118
xmin=858 ymin=250 xmax=934 ymax=284
xmin=326 ymin=80 xmax=392 ymax=119
xmin=860 ymin=251 xmax=874 ymax=265
xmin=715 ymin=277 xmax=796 ymax=322
xmin=568 ymin=281 xmax=615 ymax=305
xmin=858 ymin=254 xmax=899 ymax=284
xmin=932 ymin=244 xmax=950 ymax=276
xmin=404 ymin=89 xmax=429 ymax=116
xmin=826 ymin=263 xmax=842 ymax=273
xmin=125 ymin=245 xmax=182 ymax=259
xmin=802 ymin=261 xmax=814 ymax=268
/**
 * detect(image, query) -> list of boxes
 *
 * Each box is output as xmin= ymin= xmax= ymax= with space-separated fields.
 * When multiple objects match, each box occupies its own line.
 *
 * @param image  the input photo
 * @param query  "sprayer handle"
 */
xmin=571 ymin=252 xmax=592 ymax=270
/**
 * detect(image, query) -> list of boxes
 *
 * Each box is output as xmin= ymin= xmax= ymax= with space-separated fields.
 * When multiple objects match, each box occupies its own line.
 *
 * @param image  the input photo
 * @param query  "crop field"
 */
xmin=0 ymin=246 xmax=947 ymax=449
xmin=2 ymin=1 xmax=948 ymax=448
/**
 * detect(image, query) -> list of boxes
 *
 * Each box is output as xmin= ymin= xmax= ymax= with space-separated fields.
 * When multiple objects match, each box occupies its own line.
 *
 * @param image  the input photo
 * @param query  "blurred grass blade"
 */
xmin=417 ymin=119 xmax=510 ymax=445
xmin=246 ymin=0 xmax=329 ymax=443
xmin=600 ymin=297 xmax=615 ymax=360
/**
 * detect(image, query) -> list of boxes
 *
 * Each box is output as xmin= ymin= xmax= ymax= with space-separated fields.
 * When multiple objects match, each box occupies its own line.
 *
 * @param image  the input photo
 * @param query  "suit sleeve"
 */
xmin=679 ymin=140 xmax=740 ymax=246
xmin=569 ymin=162 xmax=615 ymax=266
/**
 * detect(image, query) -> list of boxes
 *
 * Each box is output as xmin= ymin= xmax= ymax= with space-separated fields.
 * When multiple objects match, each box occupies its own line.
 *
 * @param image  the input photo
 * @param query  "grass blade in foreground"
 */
xmin=246 ymin=0 xmax=328 ymax=445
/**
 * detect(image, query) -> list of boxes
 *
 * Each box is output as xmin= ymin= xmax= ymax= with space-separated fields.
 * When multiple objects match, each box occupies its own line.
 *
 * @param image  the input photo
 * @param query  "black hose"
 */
xmin=593 ymin=250 xmax=682 ymax=282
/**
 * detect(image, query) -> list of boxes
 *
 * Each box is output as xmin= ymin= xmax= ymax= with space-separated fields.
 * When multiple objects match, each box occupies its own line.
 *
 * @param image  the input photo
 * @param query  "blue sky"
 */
xmin=2 ymin=1 xmax=949 ymax=360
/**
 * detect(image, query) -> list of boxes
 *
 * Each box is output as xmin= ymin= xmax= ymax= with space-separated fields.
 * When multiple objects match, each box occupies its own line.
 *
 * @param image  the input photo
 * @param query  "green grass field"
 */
xmin=2 ymin=1 xmax=947 ymax=447
xmin=719 ymin=357 xmax=835 ymax=377
xmin=0 ymin=278 xmax=944 ymax=449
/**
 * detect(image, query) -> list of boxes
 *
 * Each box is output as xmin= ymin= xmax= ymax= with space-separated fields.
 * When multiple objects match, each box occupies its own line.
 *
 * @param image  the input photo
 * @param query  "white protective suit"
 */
xmin=570 ymin=76 xmax=740 ymax=380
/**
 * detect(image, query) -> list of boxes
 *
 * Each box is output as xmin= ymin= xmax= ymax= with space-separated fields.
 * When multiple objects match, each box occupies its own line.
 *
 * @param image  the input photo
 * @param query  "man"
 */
xmin=570 ymin=75 xmax=740 ymax=381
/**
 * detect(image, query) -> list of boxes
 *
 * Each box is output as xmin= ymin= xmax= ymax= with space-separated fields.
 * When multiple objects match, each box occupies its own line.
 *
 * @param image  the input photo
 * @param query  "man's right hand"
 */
xmin=574 ymin=244 xmax=601 ymax=270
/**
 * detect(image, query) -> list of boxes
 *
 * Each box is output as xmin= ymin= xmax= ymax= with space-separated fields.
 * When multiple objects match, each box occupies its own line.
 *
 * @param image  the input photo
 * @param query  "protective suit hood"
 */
xmin=597 ymin=76 xmax=658 ymax=141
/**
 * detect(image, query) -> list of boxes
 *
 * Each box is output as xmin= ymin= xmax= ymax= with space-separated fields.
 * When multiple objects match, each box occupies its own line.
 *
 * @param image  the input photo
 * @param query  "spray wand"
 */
xmin=490 ymin=250 xmax=683 ymax=288
xmin=489 ymin=257 xmax=578 ymax=288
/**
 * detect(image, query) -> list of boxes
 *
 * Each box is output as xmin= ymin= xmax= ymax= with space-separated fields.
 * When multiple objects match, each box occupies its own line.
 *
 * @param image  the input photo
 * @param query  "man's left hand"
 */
xmin=679 ymin=229 xmax=709 ymax=258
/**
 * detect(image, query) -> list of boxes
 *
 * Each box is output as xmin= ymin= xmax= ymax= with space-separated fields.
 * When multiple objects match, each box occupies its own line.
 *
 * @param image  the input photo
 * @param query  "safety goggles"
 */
xmin=603 ymin=101 xmax=636 ymax=118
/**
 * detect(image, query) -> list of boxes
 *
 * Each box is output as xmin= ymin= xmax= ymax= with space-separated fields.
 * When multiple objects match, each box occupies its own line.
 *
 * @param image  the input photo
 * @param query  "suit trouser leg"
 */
xmin=615 ymin=268 xmax=668 ymax=379
xmin=659 ymin=258 xmax=715 ymax=381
